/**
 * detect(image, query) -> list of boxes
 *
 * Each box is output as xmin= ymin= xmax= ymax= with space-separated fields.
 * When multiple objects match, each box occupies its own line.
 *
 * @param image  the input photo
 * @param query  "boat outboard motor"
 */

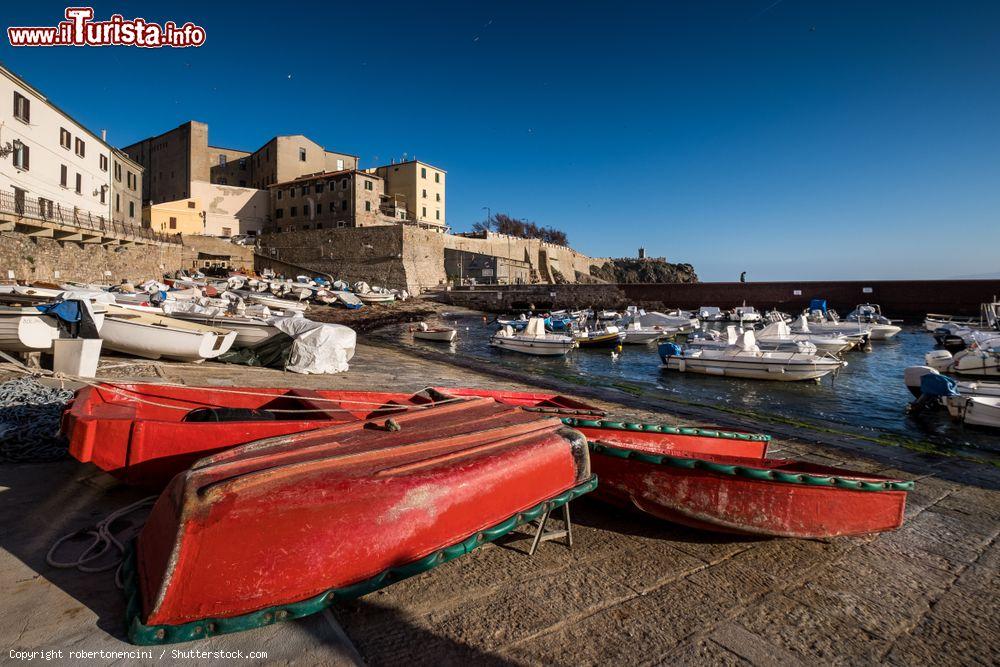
xmin=908 ymin=372 xmax=960 ymax=416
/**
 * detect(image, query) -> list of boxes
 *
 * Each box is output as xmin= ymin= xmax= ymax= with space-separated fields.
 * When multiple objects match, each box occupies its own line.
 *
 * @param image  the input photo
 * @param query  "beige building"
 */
xmin=269 ymin=170 xmax=389 ymax=232
xmin=210 ymin=135 xmax=357 ymax=189
xmin=0 ymin=64 xmax=143 ymax=228
xmin=370 ymin=160 xmax=446 ymax=231
xmin=145 ymin=180 xmax=269 ymax=237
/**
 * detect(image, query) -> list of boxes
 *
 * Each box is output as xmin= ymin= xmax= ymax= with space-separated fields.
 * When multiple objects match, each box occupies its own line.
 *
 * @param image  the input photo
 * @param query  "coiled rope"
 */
xmin=46 ymin=496 xmax=157 ymax=588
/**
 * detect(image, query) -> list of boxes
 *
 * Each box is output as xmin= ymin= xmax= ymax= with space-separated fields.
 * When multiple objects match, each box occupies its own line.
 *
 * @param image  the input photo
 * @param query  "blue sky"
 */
xmin=3 ymin=1 xmax=998 ymax=281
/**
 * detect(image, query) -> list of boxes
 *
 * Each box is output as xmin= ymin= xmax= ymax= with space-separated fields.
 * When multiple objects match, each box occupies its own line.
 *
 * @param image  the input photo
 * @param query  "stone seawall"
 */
xmin=442 ymin=279 xmax=1000 ymax=318
xmin=0 ymin=230 xmax=181 ymax=283
xmin=257 ymin=226 xmax=607 ymax=293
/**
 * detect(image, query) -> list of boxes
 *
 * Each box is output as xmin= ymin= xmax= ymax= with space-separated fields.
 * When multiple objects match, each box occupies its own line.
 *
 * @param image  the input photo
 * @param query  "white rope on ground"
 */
xmin=46 ymin=496 xmax=157 ymax=588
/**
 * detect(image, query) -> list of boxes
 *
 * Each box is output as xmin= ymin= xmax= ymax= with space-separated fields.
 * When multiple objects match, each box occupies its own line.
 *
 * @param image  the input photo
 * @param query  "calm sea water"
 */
xmin=383 ymin=314 xmax=998 ymax=456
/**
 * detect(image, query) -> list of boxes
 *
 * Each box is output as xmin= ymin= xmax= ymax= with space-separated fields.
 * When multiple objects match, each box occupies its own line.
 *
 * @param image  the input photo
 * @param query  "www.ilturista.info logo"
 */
xmin=7 ymin=7 xmax=206 ymax=48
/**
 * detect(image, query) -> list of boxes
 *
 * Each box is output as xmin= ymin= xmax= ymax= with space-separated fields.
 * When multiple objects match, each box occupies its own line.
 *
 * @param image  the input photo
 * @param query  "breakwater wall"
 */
xmin=441 ymin=279 xmax=1000 ymax=319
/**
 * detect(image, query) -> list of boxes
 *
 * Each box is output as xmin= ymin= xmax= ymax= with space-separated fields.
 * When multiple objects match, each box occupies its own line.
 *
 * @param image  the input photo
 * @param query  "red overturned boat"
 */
xmin=60 ymin=383 xmax=911 ymax=645
xmin=561 ymin=417 xmax=911 ymax=539
xmin=63 ymin=384 xmax=596 ymax=644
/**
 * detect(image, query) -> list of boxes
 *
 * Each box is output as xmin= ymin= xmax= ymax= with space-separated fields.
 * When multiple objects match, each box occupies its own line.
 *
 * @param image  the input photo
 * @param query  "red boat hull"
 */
xmin=63 ymin=384 xmax=599 ymax=487
xmin=589 ymin=443 xmax=908 ymax=538
xmin=130 ymin=397 xmax=594 ymax=643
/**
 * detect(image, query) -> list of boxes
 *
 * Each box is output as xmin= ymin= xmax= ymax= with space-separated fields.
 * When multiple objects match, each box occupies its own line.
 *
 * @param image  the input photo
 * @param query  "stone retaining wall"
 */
xmin=0 ymin=230 xmax=181 ymax=284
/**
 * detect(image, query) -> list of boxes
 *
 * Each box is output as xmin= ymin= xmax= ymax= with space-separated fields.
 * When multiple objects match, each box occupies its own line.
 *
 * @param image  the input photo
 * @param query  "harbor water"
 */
xmin=387 ymin=314 xmax=999 ymax=458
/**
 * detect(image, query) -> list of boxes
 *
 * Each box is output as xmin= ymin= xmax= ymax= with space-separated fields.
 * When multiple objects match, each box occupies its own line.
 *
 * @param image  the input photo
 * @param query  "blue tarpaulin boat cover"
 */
xmin=658 ymin=342 xmax=683 ymax=360
xmin=920 ymin=373 xmax=960 ymax=398
xmin=809 ymin=299 xmax=828 ymax=314
xmin=35 ymin=300 xmax=81 ymax=323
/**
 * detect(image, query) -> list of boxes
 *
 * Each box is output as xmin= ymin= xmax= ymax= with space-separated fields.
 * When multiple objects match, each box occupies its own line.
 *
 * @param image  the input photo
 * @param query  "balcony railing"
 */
xmin=0 ymin=190 xmax=181 ymax=245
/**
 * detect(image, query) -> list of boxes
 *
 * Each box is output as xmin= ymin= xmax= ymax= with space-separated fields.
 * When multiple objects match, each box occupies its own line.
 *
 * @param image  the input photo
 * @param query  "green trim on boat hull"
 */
xmin=123 ymin=475 xmax=599 ymax=645
xmin=560 ymin=417 xmax=772 ymax=442
xmin=588 ymin=442 xmax=914 ymax=492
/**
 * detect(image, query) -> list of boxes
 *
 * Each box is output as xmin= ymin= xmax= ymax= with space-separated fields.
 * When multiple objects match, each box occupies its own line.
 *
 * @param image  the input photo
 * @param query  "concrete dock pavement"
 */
xmin=1 ymin=343 xmax=997 ymax=665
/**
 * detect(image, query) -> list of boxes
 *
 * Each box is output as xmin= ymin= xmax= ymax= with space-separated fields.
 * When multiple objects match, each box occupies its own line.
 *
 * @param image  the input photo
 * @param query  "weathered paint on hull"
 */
xmin=134 ymin=398 xmax=592 ymax=639
xmin=589 ymin=448 xmax=908 ymax=538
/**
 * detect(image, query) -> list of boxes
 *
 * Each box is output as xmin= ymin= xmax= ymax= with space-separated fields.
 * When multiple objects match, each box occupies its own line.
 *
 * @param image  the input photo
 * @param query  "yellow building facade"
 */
xmin=144 ymin=197 xmax=205 ymax=234
xmin=371 ymin=160 xmax=446 ymax=231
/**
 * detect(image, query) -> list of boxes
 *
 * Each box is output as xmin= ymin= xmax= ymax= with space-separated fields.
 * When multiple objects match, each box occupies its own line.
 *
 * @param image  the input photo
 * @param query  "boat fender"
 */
xmin=182 ymin=407 xmax=277 ymax=423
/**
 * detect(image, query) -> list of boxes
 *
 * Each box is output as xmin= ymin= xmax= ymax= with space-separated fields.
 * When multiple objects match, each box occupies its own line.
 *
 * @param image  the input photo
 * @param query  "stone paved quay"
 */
xmin=0 ymin=343 xmax=997 ymax=666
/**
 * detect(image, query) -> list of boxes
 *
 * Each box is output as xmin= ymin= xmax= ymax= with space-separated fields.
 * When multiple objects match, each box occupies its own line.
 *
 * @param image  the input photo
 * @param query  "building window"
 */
xmin=316 ymin=222 xmax=323 ymax=230
xmin=239 ymin=158 xmax=246 ymax=169
xmin=336 ymin=159 xmax=344 ymax=170
xmin=74 ymin=137 xmax=85 ymax=157
xmin=275 ymin=208 xmax=284 ymax=219
xmin=436 ymin=210 xmax=440 ymax=220
xmin=60 ymin=165 xmax=68 ymax=187
xmin=13 ymin=187 xmax=26 ymax=215
xmin=364 ymin=201 xmax=371 ymax=212
xmin=222 ymin=227 xmax=232 ymax=237
xmin=100 ymin=154 xmax=108 ymax=171
xmin=422 ymin=189 xmax=426 ymax=198
xmin=129 ymin=201 xmax=135 ymax=218
xmin=12 ymin=142 xmax=29 ymax=170
xmin=303 ymin=203 xmax=310 ymax=216
xmin=299 ymin=148 xmax=306 ymax=161
xmin=115 ymin=194 xmax=120 ymax=212
xmin=100 ymin=187 xmax=106 ymax=204
xmin=75 ymin=173 xmax=82 ymax=194
xmin=290 ymin=206 xmax=297 ymax=216
xmin=435 ymin=172 xmax=440 ymax=183
xmin=364 ymin=180 xmax=373 ymax=191
xmin=436 ymin=193 xmax=441 ymax=202
xmin=60 ymin=128 xmax=71 ymax=149
xmin=277 ymin=190 xmax=282 ymax=200
xmin=13 ymin=92 xmax=30 ymax=123
xmin=342 ymin=179 xmax=349 ymax=190
xmin=315 ymin=182 xmax=324 ymax=193
xmin=422 ymin=206 xmax=426 ymax=217
xmin=127 ymin=172 xmax=136 ymax=190
xmin=421 ymin=167 xmax=427 ymax=178
xmin=341 ymin=200 xmax=347 ymax=210
xmin=187 ymin=201 xmax=196 ymax=208
xmin=219 ymin=154 xmax=227 ymax=165
xmin=169 ymin=217 xmax=177 ymax=229
xmin=38 ymin=197 xmax=54 ymax=218
xmin=114 ymin=162 xmax=122 ymax=181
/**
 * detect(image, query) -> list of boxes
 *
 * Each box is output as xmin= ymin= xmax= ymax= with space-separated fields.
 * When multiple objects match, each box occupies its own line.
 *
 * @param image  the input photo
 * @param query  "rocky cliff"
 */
xmin=589 ymin=259 xmax=698 ymax=284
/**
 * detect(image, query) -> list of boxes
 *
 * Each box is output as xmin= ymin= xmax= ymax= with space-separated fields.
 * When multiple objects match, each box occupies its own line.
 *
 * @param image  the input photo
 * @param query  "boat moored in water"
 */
xmin=659 ymin=330 xmax=846 ymax=381
xmin=491 ymin=317 xmax=576 ymax=356
xmin=412 ymin=322 xmax=458 ymax=342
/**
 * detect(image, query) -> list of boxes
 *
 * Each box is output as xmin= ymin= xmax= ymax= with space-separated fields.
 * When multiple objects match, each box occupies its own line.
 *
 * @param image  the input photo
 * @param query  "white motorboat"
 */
xmin=687 ymin=325 xmax=819 ymax=355
xmin=729 ymin=305 xmax=762 ymax=323
xmin=697 ymin=306 xmax=726 ymax=322
xmin=756 ymin=320 xmax=853 ymax=355
xmin=100 ymin=305 xmax=237 ymax=362
xmin=659 ymin=330 xmax=845 ymax=382
xmin=628 ymin=310 xmax=699 ymax=332
xmin=794 ymin=310 xmax=873 ymax=339
xmin=490 ymin=318 xmax=575 ymax=356
xmin=355 ymin=291 xmax=396 ymax=304
xmin=620 ymin=322 xmax=668 ymax=345
xmin=944 ymin=396 xmax=1000 ymax=428
xmin=925 ymin=333 xmax=1000 ymax=377
xmin=596 ymin=310 xmax=620 ymax=321
xmin=245 ymin=292 xmax=310 ymax=314
xmin=844 ymin=304 xmax=902 ymax=340
xmin=903 ymin=366 xmax=1000 ymax=400
xmin=412 ymin=322 xmax=457 ymax=342
xmin=0 ymin=306 xmax=61 ymax=352
xmin=163 ymin=311 xmax=281 ymax=349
